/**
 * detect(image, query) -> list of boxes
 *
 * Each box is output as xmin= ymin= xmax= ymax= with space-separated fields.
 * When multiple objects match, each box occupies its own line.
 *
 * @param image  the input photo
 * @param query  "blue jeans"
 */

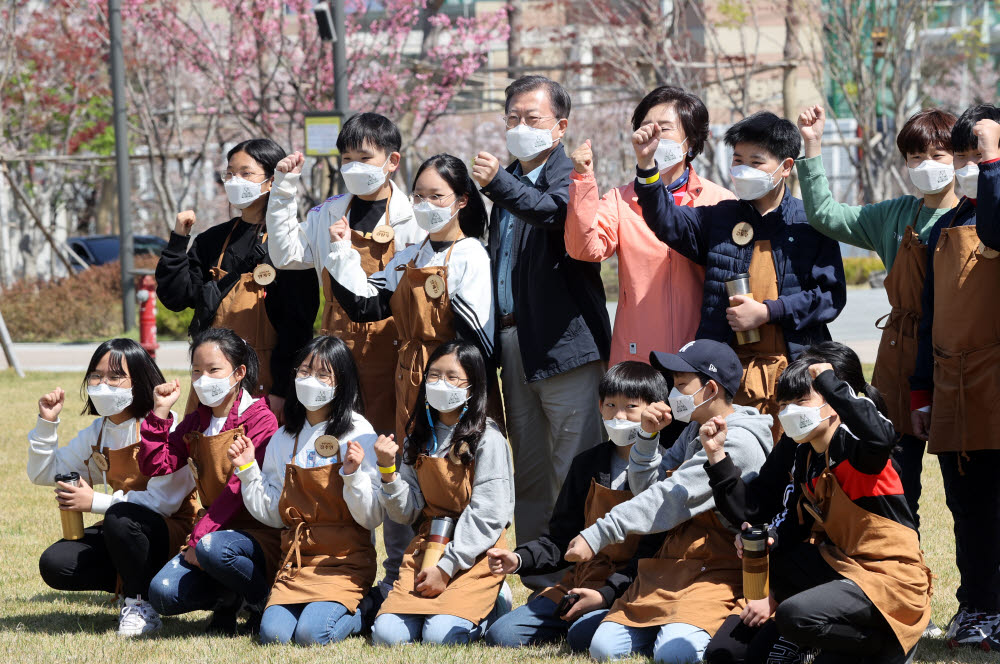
xmin=484 ymin=596 xmax=603 ymax=650
xmin=587 ymin=612 xmax=711 ymax=664
xmin=148 ymin=530 xmax=270 ymax=616
xmin=259 ymin=601 xmax=362 ymax=645
xmin=372 ymin=591 xmax=510 ymax=645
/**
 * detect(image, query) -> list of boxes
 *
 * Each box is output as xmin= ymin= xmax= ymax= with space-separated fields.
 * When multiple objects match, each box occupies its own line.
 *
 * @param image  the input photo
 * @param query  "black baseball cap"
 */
xmin=649 ymin=339 xmax=742 ymax=397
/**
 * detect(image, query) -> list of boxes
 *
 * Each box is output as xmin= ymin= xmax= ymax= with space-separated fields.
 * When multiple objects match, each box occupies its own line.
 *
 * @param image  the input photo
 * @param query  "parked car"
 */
xmin=68 ymin=234 xmax=168 ymax=269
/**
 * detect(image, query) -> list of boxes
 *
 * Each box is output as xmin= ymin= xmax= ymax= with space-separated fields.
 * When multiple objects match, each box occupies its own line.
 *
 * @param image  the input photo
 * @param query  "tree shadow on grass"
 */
xmin=27 ymin=591 xmax=116 ymax=607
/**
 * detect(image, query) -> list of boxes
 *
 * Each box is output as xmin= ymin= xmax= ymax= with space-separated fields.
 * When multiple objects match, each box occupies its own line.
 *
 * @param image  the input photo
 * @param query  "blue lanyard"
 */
xmin=424 ymin=403 xmax=468 ymax=455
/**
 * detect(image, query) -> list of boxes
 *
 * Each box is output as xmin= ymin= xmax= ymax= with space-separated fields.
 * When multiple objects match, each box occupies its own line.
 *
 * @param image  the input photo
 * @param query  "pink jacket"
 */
xmin=565 ymin=168 xmax=736 ymax=366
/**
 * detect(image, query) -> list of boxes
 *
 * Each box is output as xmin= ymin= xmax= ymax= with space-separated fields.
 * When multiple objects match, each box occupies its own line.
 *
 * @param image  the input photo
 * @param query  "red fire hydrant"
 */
xmin=137 ymin=274 xmax=159 ymax=359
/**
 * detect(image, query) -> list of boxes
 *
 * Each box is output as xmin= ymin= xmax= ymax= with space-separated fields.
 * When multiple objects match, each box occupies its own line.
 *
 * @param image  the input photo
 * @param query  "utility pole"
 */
xmin=109 ymin=0 xmax=135 ymax=333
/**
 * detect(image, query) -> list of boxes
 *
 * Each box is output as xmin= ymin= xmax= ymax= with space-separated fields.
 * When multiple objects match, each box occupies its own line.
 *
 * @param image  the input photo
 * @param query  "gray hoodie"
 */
xmin=580 ymin=405 xmax=773 ymax=555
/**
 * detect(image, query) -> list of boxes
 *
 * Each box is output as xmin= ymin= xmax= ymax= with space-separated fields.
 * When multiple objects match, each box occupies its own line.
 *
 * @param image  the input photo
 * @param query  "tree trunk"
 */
xmin=507 ymin=0 xmax=522 ymax=79
xmin=783 ymin=0 xmax=802 ymax=194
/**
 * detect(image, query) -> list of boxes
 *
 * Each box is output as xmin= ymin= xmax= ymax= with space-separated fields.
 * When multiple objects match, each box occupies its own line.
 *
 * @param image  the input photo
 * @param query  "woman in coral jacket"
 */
xmin=565 ymin=85 xmax=735 ymax=366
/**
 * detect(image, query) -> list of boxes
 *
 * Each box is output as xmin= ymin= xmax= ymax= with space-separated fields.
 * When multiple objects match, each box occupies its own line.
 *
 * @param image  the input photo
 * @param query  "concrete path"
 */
xmin=1 ymin=341 xmax=190 ymax=372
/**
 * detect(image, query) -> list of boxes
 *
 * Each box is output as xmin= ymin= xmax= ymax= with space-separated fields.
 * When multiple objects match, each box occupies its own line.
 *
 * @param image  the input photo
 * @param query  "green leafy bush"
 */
xmin=156 ymin=306 xmax=194 ymax=340
xmin=843 ymin=256 xmax=885 ymax=285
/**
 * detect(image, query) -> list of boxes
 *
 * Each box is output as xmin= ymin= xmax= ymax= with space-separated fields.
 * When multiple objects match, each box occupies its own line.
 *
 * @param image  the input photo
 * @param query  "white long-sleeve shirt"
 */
xmin=27 ymin=415 xmax=194 ymax=516
xmin=324 ymin=237 xmax=496 ymax=360
xmin=235 ymin=412 xmax=382 ymax=531
xmin=265 ymin=170 xmax=425 ymax=278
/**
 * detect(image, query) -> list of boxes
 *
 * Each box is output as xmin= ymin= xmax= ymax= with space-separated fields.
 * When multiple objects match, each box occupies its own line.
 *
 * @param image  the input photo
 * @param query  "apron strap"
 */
xmin=276 ymin=512 xmax=308 ymax=581
xmin=909 ymin=200 xmax=924 ymax=230
xmin=213 ymin=220 xmax=241 ymax=272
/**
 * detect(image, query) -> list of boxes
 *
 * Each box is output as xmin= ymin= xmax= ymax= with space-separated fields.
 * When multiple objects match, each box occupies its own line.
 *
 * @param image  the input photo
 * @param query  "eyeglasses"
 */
xmin=295 ymin=367 xmax=335 ymax=385
xmin=426 ymin=371 xmax=470 ymax=388
xmin=220 ymin=170 xmax=267 ymax=183
xmin=411 ymin=193 xmax=456 ymax=206
xmin=86 ymin=372 xmax=130 ymax=387
xmin=502 ymin=114 xmax=556 ymax=129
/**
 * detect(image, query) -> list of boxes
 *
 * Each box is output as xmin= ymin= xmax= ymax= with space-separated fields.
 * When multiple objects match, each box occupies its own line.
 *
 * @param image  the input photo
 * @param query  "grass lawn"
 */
xmin=0 ymin=370 xmax=989 ymax=663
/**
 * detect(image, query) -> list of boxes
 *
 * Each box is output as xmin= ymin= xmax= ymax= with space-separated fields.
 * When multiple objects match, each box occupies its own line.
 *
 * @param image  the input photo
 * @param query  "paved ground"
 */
xmin=1 ymin=288 xmax=888 ymax=373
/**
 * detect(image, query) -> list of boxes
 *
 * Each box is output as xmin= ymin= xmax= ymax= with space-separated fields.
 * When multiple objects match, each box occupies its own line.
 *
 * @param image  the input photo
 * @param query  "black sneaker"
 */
xmin=204 ymin=609 xmax=238 ymax=637
xmin=946 ymin=609 xmax=997 ymax=649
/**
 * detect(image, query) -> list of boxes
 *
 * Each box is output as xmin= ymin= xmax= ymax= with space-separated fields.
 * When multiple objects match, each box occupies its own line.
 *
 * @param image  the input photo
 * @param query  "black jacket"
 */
xmin=483 ymin=145 xmax=611 ymax=382
xmin=155 ymin=219 xmax=319 ymax=398
xmin=514 ymin=441 xmax=667 ymax=607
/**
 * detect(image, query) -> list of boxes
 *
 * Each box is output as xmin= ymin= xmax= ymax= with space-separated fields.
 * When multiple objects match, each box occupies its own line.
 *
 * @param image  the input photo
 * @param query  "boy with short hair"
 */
xmin=562 ymin=340 xmax=774 ymax=663
xmin=483 ymin=361 xmax=669 ymax=651
xmin=910 ymin=103 xmax=1000 ymax=649
xmin=632 ymin=112 xmax=846 ymax=434
xmin=265 ymin=111 xmax=425 ymax=598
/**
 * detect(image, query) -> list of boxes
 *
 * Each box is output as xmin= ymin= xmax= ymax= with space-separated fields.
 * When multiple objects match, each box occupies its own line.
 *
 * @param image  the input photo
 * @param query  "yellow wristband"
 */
xmin=378 ymin=464 xmax=396 ymax=474
xmin=237 ymin=461 xmax=255 ymax=472
xmin=637 ymin=170 xmax=660 ymax=185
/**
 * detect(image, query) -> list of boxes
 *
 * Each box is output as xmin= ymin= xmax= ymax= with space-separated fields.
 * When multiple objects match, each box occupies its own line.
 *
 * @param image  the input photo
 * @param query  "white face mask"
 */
xmin=955 ymin=163 xmax=979 ymax=199
xmin=668 ymin=384 xmax=714 ymax=424
xmin=224 ymin=176 xmax=267 ymax=209
xmin=603 ymin=418 xmax=642 ymax=446
xmin=86 ymin=384 xmax=133 ymax=417
xmin=341 ymin=158 xmax=389 ymax=196
xmin=506 ymin=123 xmax=555 ymax=161
xmin=730 ymin=164 xmax=783 ymax=201
xmin=413 ymin=201 xmax=458 ymax=233
xmin=294 ymin=376 xmax=335 ymax=412
xmin=192 ymin=370 xmax=237 ymax=408
xmin=777 ymin=402 xmax=833 ymax=442
xmin=655 ymin=138 xmax=688 ymax=171
xmin=908 ymin=160 xmax=954 ymax=194
xmin=425 ymin=379 xmax=469 ymax=413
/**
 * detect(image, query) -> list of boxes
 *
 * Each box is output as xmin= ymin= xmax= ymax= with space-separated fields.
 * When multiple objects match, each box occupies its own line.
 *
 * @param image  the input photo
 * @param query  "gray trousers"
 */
xmin=500 ymin=326 xmax=605 ymax=588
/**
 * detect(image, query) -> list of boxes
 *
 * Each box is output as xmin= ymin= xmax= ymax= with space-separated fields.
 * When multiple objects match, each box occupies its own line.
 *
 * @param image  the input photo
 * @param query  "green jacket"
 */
xmin=796 ymin=156 xmax=952 ymax=272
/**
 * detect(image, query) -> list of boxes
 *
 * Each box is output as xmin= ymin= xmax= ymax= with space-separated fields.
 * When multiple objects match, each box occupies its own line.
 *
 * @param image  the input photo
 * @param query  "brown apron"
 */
xmin=266 ymin=434 xmax=377 ymax=612
xmin=538 ymin=480 xmax=641 ymax=604
xmin=185 ymin=223 xmax=279 ymax=414
xmin=603 ymin=510 xmax=744 ymax=635
xmin=184 ymin=425 xmax=283 ymax=577
xmin=322 ymin=198 xmax=399 ymax=434
xmin=871 ymin=224 xmax=927 ymax=437
xmin=88 ymin=421 xmax=198 ymax=555
xmin=927 ymin=215 xmax=1000 ymax=455
xmin=799 ymin=452 xmax=932 ymax=652
xmin=733 ymin=240 xmax=788 ymax=441
xmin=378 ymin=455 xmax=505 ymax=623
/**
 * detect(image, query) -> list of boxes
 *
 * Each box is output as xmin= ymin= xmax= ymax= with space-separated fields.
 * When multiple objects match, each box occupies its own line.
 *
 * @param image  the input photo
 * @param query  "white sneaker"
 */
xmin=496 ymin=581 xmax=513 ymax=617
xmin=117 ymin=596 xmax=162 ymax=637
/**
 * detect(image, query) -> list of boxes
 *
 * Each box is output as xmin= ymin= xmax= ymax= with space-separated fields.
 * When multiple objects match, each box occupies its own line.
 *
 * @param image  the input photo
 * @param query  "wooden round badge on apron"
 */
xmin=732 ymin=240 xmax=789 ymax=442
xmin=603 ymin=510 xmax=744 ymax=636
xmin=926 ymin=211 xmax=1000 ymax=455
xmin=267 ymin=434 xmax=377 ymax=612
xmin=321 ymin=196 xmax=400 ymax=435
xmin=799 ymin=452 xmax=932 ymax=652
xmin=378 ymin=455 xmax=506 ymax=623
xmin=539 ymin=480 xmax=642 ymax=604
xmin=871 ymin=223 xmax=928 ymax=437
xmin=88 ymin=420 xmax=198 ymax=556
xmin=184 ymin=424 xmax=283 ymax=577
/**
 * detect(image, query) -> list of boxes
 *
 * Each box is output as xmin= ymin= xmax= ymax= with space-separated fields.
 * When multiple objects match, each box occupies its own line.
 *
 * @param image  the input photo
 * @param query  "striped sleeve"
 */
xmin=449 ymin=240 xmax=495 ymax=361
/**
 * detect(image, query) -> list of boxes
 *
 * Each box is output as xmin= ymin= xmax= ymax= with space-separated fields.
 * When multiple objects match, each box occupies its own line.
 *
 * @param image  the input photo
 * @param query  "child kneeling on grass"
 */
xmin=562 ymin=339 xmax=774 ymax=663
xmin=370 ymin=340 xmax=514 ymax=645
xmin=702 ymin=342 xmax=932 ymax=664
xmin=483 ymin=361 xmax=670 ymax=650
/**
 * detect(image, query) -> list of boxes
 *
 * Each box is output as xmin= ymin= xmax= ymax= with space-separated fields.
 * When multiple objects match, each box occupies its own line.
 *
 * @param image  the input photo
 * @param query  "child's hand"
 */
xmin=911 ymin=408 xmax=931 ymax=441
xmin=564 ymin=535 xmax=595 ymax=563
xmin=415 ymin=566 xmax=450 ymax=597
xmin=228 ymin=433 xmax=255 ymax=469
xmin=640 ymin=401 xmax=672 ymax=434
xmin=571 ymin=140 xmax=594 ymax=176
xmin=55 ymin=476 xmax=94 ymax=512
xmin=275 ymin=151 xmax=305 ymax=175
xmin=739 ymin=594 xmax=778 ymax=627
xmin=734 ymin=522 xmax=773 ymax=560
xmin=152 ymin=379 xmax=181 ymax=418
xmin=974 ymin=119 xmax=1000 ymax=161
xmin=472 ymin=152 xmax=500 ymax=188
xmin=699 ymin=416 xmax=728 ymax=465
xmin=342 ymin=440 xmax=364 ymax=475
xmin=632 ymin=123 xmax=660 ymax=171
xmin=374 ymin=434 xmax=398 ymax=469
xmin=726 ymin=296 xmax=769 ymax=332
xmin=562 ymin=587 xmax=605 ymax=621
xmin=183 ymin=546 xmax=202 ymax=569
xmin=487 ymin=548 xmax=519 ymax=575
xmin=174 ymin=210 xmax=196 ymax=237
xmin=807 ymin=362 xmax=834 ymax=379
xmin=797 ymin=105 xmax=825 ymax=158
xmin=329 ymin=217 xmax=349 ymax=243
xmin=39 ymin=387 xmax=65 ymax=422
